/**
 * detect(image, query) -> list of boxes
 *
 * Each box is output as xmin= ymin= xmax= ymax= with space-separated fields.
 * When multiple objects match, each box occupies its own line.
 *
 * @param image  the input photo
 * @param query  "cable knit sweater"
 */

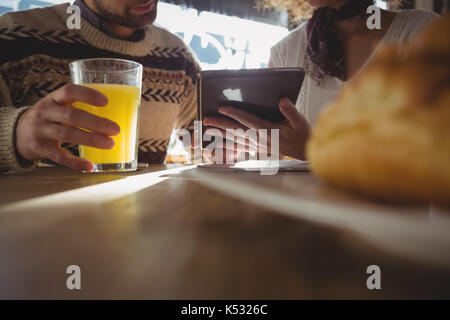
xmin=0 ymin=3 xmax=199 ymax=172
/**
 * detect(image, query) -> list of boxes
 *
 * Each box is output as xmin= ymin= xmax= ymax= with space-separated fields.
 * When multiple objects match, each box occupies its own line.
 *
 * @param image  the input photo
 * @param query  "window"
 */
xmin=155 ymin=2 xmax=288 ymax=69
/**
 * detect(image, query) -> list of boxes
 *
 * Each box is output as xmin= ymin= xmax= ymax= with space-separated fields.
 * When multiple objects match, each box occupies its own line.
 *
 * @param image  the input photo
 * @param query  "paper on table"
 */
xmin=199 ymin=160 xmax=309 ymax=172
xmin=234 ymin=160 xmax=309 ymax=172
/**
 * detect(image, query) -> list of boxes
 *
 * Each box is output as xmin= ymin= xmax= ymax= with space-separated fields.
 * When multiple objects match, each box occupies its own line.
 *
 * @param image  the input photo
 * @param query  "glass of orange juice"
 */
xmin=69 ymin=59 xmax=143 ymax=172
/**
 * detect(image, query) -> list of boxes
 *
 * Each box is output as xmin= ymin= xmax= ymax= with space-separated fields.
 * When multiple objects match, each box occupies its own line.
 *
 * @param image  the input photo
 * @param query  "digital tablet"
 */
xmin=197 ymin=68 xmax=305 ymax=124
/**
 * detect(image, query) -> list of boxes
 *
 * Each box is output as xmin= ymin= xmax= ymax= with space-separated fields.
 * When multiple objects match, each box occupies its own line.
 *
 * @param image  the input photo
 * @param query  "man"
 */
xmin=0 ymin=0 xmax=199 ymax=172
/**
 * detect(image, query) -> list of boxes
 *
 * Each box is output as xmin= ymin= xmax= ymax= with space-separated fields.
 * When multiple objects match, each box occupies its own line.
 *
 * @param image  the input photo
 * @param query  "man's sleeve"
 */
xmin=0 ymin=74 xmax=35 ymax=173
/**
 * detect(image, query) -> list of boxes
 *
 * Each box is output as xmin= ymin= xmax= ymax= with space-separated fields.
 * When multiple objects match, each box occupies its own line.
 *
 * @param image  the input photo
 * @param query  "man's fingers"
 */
xmin=41 ymin=144 xmax=93 ymax=172
xmin=278 ymin=98 xmax=308 ymax=130
xmin=49 ymin=84 xmax=108 ymax=107
xmin=218 ymin=107 xmax=275 ymax=130
xmin=41 ymin=123 xmax=115 ymax=150
xmin=44 ymin=102 xmax=120 ymax=136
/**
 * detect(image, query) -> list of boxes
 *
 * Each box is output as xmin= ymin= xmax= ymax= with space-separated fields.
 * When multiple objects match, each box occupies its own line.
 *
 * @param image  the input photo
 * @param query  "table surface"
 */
xmin=0 ymin=164 xmax=450 ymax=299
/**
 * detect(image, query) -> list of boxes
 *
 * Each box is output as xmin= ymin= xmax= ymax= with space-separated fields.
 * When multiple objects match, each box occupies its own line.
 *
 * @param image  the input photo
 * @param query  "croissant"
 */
xmin=306 ymin=15 xmax=450 ymax=204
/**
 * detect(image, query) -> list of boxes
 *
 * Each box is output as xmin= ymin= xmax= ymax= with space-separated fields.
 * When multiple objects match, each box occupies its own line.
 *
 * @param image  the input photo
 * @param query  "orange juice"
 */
xmin=74 ymin=83 xmax=141 ymax=164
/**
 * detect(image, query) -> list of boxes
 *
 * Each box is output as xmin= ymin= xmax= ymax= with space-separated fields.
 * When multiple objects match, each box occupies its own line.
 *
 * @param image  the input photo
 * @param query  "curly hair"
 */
xmin=257 ymin=0 xmax=314 ymax=20
xmin=257 ymin=0 xmax=405 ymax=21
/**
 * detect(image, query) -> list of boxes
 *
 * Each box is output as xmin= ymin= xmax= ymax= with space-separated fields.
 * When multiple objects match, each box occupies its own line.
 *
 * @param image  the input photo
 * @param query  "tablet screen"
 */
xmin=197 ymin=68 xmax=305 ymax=148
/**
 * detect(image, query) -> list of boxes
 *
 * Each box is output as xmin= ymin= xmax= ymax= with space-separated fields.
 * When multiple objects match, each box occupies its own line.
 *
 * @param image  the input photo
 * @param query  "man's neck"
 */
xmin=108 ymin=24 xmax=137 ymax=39
xmin=83 ymin=0 xmax=137 ymax=39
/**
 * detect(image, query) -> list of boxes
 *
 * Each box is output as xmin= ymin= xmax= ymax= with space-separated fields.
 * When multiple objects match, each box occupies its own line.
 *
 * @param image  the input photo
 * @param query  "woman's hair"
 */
xmin=257 ymin=0 xmax=405 ymax=21
xmin=257 ymin=0 xmax=314 ymax=20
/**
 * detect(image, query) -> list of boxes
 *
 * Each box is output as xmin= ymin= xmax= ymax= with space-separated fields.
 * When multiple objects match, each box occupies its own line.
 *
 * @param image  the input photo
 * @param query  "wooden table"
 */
xmin=0 ymin=164 xmax=449 ymax=299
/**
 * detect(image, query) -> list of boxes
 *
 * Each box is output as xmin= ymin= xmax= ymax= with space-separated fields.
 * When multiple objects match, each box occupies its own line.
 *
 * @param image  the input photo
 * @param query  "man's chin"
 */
xmin=129 ymin=9 xmax=157 ymax=28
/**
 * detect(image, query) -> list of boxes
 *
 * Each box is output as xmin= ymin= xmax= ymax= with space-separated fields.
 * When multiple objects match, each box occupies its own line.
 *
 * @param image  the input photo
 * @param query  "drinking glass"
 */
xmin=70 ymin=58 xmax=143 ymax=172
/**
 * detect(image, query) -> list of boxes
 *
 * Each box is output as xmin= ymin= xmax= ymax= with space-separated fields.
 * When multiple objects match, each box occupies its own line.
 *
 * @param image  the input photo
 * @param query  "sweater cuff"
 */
xmin=0 ymin=106 xmax=35 ymax=173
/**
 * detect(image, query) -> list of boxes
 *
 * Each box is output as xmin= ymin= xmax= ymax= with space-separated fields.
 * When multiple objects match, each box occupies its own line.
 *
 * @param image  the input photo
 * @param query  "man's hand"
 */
xmin=203 ymin=98 xmax=311 ymax=162
xmin=16 ymin=84 xmax=120 ymax=172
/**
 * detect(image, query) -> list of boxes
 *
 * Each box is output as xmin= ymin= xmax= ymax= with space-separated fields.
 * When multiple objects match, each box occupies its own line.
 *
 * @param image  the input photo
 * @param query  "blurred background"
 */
xmin=1 ymin=0 xmax=448 ymax=71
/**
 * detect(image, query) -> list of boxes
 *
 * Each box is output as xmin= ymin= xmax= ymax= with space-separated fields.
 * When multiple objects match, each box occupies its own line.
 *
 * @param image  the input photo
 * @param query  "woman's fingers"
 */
xmin=218 ymin=107 xmax=275 ymax=130
xmin=278 ymin=97 xmax=308 ymax=130
xmin=204 ymin=127 xmax=259 ymax=147
xmin=214 ymin=139 xmax=258 ymax=153
xmin=203 ymin=116 xmax=248 ymax=131
xmin=203 ymin=148 xmax=238 ymax=164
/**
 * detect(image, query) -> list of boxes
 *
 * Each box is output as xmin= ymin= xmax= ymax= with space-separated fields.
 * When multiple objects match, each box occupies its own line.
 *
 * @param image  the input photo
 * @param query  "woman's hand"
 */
xmin=203 ymin=98 xmax=311 ymax=162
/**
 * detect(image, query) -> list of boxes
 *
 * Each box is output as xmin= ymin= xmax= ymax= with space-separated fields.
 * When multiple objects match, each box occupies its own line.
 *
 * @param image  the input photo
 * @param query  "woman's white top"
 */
xmin=269 ymin=9 xmax=438 ymax=125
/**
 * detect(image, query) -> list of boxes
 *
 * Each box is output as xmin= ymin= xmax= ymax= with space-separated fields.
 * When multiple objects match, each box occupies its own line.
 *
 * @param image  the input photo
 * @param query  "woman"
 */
xmin=203 ymin=0 xmax=438 ymax=161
